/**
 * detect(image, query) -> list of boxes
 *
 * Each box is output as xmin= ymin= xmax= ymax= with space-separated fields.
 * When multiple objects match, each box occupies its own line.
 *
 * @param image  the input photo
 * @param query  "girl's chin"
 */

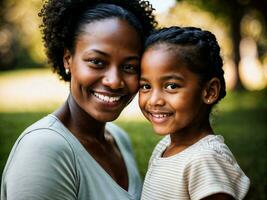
xmin=153 ymin=126 xmax=170 ymax=136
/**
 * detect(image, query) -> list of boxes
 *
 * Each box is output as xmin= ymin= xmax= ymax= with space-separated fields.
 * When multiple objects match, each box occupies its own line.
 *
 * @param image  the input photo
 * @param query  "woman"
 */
xmin=1 ymin=0 xmax=156 ymax=199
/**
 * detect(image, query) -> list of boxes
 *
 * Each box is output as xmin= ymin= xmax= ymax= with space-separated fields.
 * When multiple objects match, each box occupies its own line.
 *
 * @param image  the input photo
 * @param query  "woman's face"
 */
xmin=64 ymin=18 xmax=142 ymax=122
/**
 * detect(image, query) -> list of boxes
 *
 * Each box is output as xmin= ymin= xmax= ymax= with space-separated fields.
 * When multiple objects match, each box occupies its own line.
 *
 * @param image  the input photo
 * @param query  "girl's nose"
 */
xmin=148 ymin=90 xmax=165 ymax=106
xmin=102 ymin=67 xmax=125 ymax=90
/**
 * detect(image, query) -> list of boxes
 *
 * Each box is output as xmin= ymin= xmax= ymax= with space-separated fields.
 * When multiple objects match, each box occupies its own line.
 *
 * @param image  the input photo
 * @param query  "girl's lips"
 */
xmin=148 ymin=111 xmax=173 ymax=124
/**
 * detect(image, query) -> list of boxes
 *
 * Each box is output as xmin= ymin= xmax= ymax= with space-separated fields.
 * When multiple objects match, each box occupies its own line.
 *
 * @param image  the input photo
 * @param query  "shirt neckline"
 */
xmin=48 ymin=114 xmax=134 ymax=196
xmin=156 ymin=134 xmax=218 ymax=161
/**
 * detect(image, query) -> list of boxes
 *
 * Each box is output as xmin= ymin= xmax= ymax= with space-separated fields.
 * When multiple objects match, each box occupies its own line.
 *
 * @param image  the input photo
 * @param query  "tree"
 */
xmin=176 ymin=0 xmax=267 ymax=90
xmin=0 ymin=0 xmax=44 ymax=70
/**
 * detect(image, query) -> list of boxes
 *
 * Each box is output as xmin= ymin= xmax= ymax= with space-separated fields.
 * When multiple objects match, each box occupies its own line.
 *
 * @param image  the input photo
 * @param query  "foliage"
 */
xmin=175 ymin=0 xmax=267 ymax=90
xmin=0 ymin=0 xmax=45 ymax=70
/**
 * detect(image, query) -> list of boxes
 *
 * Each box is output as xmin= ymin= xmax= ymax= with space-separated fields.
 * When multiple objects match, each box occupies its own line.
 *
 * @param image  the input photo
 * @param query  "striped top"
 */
xmin=141 ymin=135 xmax=250 ymax=200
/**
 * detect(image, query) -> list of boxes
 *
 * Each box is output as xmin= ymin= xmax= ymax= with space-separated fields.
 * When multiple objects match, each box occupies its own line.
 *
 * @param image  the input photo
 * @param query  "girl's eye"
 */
xmin=165 ymin=83 xmax=179 ymax=90
xmin=140 ymin=83 xmax=151 ymax=91
xmin=122 ymin=64 xmax=139 ymax=74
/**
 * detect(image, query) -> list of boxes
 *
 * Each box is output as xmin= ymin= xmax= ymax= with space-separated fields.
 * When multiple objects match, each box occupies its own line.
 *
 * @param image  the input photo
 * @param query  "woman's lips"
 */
xmin=91 ymin=91 xmax=127 ymax=108
xmin=93 ymin=92 xmax=122 ymax=103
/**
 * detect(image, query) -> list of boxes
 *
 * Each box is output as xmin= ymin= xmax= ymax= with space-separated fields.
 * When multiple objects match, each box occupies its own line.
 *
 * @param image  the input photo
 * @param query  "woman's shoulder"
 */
xmin=15 ymin=114 xmax=75 ymax=155
xmin=1 ymin=115 xmax=78 ymax=200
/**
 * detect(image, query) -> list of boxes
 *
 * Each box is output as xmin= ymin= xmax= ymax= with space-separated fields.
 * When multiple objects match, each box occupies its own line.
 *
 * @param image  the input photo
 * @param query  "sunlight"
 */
xmin=148 ymin=0 xmax=176 ymax=13
xmin=239 ymin=38 xmax=267 ymax=90
xmin=0 ymin=69 xmax=69 ymax=112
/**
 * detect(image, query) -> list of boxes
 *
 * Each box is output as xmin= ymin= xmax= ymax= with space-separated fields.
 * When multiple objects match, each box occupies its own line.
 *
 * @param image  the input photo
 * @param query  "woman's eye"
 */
xmin=140 ymin=84 xmax=151 ymax=90
xmin=165 ymin=83 xmax=178 ymax=90
xmin=88 ymin=59 xmax=105 ymax=67
xmin=122 ymin=64 xmax=139 ymax=74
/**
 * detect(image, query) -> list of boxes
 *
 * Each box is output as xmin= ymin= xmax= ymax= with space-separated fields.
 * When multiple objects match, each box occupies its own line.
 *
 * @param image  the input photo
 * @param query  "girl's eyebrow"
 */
xmin=160 ymin=74 xmax=184 ymax=81
xmin=140 ymin=74 xmax=184 ymax=82
xmin=140 ymin=77 xmax=148 ymax=82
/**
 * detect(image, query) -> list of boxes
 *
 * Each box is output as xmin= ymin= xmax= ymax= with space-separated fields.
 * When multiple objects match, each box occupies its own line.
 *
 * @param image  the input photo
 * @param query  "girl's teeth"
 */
xmin=152 ymin=113 xmax=170 ymax=118
xmin=94 ymin=92 xmax=121 ymax=103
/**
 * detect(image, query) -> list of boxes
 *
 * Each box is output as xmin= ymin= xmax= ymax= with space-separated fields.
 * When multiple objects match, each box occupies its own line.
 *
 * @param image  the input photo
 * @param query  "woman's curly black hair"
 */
xmin=38 ymin=0 xmax=157 ymax=81
xmin=145 ymin=26 xmax=226 ymax=104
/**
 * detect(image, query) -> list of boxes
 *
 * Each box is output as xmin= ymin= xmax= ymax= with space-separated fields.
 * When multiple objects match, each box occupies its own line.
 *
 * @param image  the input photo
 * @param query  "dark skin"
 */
xmin=54 ymin=95 xmax=128 ymax=189
xmin=53 ymin=18 xmax=142 ymax=191
xmin=140 ymin=45 xmax=234 ymax=199
xmin=202 ymin=193 xmax=235 ymax=200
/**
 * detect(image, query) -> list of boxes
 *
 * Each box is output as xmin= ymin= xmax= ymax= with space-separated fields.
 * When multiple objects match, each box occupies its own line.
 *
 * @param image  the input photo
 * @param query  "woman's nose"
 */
xmin=102 ymin=67 xmax=125 ymax=89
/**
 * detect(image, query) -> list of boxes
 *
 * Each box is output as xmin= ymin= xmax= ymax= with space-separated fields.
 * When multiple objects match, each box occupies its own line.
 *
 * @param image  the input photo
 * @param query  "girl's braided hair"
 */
xmin=145 ymin=26 xmax=226 ymax=104
xmin=39 ymin=0 xmax=157 ymax=81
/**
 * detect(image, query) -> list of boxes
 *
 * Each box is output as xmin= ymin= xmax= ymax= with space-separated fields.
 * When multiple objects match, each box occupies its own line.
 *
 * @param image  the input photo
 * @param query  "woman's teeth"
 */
xmin=93 ymin=92 xmax=121 ymax=103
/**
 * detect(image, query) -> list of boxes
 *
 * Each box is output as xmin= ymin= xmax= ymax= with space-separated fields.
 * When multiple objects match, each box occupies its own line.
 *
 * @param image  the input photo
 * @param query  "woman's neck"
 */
xmin=54 ymin=94 xmax=106 ymax=141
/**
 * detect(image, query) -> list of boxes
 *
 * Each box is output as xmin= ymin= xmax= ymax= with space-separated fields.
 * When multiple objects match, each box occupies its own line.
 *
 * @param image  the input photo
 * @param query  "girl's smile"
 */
xmin=146 ymin=110 xmax=173 ymax=124
xmin=139 ymin=44 xmax=206 ymax=136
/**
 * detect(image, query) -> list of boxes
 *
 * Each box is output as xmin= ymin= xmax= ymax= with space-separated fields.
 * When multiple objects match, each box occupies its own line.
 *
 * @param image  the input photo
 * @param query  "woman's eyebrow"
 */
xmin=85 ymin=49 xmax=140 ymax=61
xmin=87 ymin=49 xmax=109 ymax=57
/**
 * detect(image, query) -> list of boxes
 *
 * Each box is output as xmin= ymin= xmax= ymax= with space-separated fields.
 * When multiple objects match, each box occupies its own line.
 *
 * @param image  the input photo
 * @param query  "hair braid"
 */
xmin=145 ymin=26 xmax=226 ymax=103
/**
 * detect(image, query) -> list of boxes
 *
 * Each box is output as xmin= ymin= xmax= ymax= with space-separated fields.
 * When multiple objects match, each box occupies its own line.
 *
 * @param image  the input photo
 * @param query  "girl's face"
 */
xmin=139 ymin=45 xmax=206 ymax=136
xmin=64 ymin=18 xmax=141 ymax=122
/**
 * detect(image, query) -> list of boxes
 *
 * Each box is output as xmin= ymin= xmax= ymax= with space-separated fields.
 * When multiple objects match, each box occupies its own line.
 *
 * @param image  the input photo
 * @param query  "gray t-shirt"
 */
xmin=1 ymin=114 xmax=142 ymax=200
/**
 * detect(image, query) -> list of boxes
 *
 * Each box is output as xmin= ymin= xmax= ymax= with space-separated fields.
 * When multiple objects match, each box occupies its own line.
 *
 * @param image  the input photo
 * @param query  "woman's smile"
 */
xmin=91 ymin=90 xmax=126 ymax=107
xmin=65 ymin=18 xmax=141 ymax=122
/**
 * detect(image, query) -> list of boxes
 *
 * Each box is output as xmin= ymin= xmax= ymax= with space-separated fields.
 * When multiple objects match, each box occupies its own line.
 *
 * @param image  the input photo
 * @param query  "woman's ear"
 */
xmin=202 ymin=77 xmax=221 ymax=105
xmin=63 ymin=48 xmax=72 ymax=71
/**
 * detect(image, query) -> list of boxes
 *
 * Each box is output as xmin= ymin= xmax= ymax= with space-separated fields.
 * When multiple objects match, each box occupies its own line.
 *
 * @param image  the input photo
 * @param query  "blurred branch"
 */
xmin=176 ymin=0 xmax=267 ymax=90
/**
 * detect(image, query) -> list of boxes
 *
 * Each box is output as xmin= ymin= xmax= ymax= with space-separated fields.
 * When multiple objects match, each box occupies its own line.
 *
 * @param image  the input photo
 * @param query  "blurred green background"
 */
xmin=0 ymin=0 xmax=267 ymax=199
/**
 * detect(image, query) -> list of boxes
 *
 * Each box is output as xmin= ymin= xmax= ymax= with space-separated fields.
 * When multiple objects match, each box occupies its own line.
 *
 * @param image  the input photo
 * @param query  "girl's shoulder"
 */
xmin=185 ymin=135 xmax=250 ymax=200
xmin=191 ymin=135 xmax=237 ymax=166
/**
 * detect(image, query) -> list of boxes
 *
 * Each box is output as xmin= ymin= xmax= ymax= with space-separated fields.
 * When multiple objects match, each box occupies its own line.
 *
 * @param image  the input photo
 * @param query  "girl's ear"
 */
xmin=63 ymin=48 xmax=72 ymax=71
xmin=202 ymin=77 xmax=221 ymax=105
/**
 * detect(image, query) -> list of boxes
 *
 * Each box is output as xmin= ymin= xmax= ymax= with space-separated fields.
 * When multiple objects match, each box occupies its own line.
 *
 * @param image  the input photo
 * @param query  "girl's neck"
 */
xmin=54 ymin=94 xmax=106 ymax=141
xmin=163 ymin=120 xmax=213 ymax=157
xmin=170 ymin=127 xmax=213 ymax=146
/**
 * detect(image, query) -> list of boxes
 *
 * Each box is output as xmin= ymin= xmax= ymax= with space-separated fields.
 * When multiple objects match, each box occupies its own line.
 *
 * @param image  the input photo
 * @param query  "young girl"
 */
xmin=139 ymin=27 xmax=250 ymax=200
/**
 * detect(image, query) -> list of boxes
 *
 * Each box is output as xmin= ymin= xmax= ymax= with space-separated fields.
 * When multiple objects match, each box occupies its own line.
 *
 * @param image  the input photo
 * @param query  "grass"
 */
xmin=0 ymin=69 xmax=266 ymax=199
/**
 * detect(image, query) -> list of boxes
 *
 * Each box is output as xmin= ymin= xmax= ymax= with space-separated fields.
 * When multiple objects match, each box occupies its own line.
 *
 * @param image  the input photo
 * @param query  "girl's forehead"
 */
xmin=144 ymin=44 xmax=188 ymax=64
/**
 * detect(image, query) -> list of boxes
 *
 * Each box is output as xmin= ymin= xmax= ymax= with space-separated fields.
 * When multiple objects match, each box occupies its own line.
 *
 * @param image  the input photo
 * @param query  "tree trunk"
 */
xmin=230 ymin=4 xmax=245 ymax=90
